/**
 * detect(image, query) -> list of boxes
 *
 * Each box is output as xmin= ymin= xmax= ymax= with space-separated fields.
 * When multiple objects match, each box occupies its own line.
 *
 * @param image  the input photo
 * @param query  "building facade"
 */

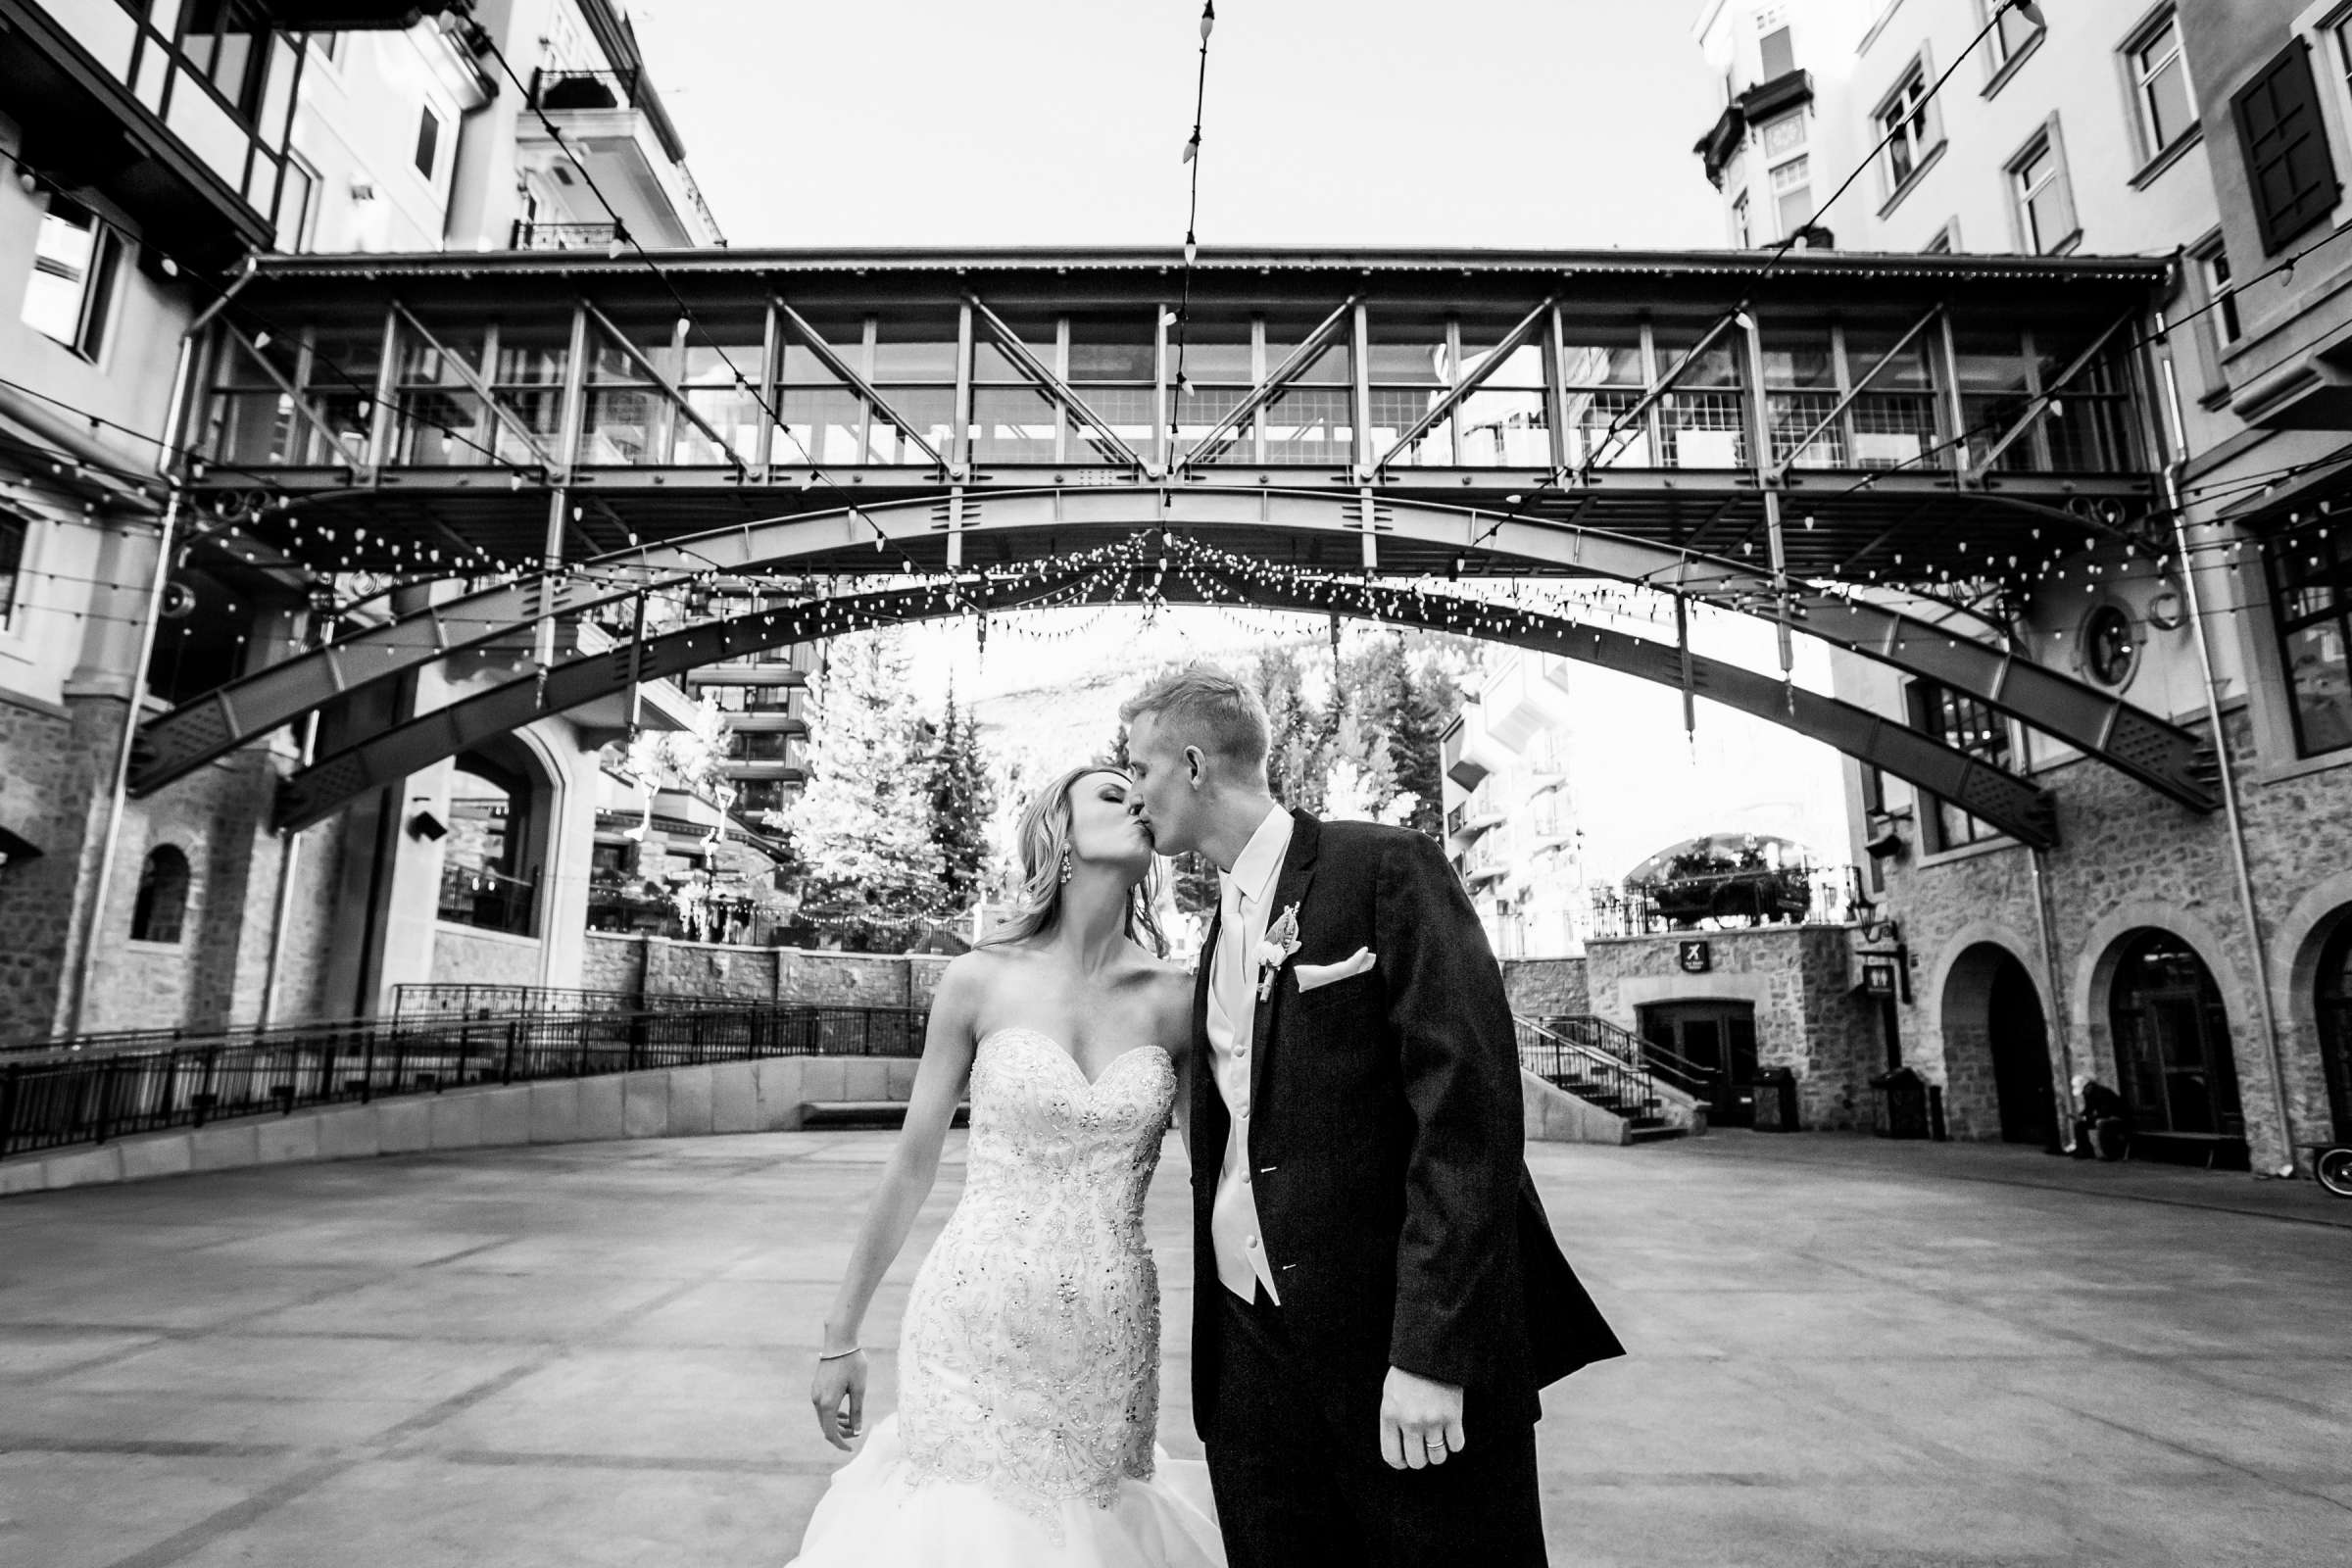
xmin=0 ymin=0 xmax=747 ymax=1044
xmin=1685 ymin=0 xmax=2352 ymax=1173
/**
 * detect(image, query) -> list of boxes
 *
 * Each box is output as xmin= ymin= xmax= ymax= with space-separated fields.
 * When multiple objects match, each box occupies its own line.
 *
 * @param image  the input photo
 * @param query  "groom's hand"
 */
xmin=1378 ymin=1365 xmax=1465 ymax=1471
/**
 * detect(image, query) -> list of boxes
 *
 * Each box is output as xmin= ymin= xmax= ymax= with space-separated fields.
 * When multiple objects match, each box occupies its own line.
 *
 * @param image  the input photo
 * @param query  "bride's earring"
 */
xmin=1058 ymin=853 xmax=1074 ymax=886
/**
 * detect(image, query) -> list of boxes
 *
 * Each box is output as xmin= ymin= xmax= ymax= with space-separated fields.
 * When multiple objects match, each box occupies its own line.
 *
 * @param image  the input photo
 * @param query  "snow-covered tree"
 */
xmin=927 ymin=684 xmax=996 ymax=912
xmin=785 ymin=629 xmax=942 ymax=920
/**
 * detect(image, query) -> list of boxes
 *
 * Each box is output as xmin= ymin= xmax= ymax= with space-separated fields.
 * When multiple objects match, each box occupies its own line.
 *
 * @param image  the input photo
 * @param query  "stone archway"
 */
xmin=1939 ymin=939 xmax=2058 ymax=1145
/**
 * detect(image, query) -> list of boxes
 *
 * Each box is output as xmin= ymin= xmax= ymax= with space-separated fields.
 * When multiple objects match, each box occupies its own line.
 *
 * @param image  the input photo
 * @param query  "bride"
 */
xmin=787 ymin=764 xmax=1225 ymax=1567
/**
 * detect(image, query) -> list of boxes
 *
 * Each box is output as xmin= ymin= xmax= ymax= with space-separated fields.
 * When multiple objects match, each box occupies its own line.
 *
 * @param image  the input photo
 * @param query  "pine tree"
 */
xmin=927 ymin=684 xmax=995 ymax=911
xmin=1252 ymin=645 xmax=1329 ymax=813
xmin=785 ymin=629 xmax=943 ymax=929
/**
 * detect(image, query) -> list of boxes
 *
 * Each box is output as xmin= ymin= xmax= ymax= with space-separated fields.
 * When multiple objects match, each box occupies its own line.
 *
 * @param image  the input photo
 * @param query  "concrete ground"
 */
xmin=1 ymin=1129 xmax=2347 ymax=1568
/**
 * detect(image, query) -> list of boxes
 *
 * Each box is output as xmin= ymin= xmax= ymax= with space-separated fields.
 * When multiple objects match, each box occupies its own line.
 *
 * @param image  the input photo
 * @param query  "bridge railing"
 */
xmin=0 ymin=1003 xmax=929 ymax=1162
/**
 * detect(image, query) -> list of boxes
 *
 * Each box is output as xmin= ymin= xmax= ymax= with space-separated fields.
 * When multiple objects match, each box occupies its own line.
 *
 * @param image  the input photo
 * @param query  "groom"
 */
xmin=1122 ymin=665 xmax=1622 ymax=1568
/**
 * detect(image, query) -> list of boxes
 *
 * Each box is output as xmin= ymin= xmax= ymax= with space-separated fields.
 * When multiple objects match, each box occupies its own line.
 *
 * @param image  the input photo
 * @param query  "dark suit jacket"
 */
xmin=1189 ymin=810 xmax=1624 ymax=1442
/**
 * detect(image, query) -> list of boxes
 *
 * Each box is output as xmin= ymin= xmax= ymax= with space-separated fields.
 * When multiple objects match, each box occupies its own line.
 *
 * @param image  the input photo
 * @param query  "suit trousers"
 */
xmin=1203 ymin=1288 xmax=1547 ymax=1568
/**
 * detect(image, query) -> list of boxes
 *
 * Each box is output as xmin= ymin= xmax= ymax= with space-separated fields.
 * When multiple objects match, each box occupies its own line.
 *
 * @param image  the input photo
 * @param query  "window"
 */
xmin=2127 ymin=9 xmax=2195 ymax=158
xmin=2267 ymin=522 xmax=2352 ymax=756
xmin=1922 ymin=220 xmax=1957 ymax=253
xmin=414 ymin=104 xmax=443 ymax=180
xmin=1909 ymin=679 xmax=2013 ymax=850
xmin=2233 ymin=41 xmax=2340 ymax=253
xmin=2082 ymin=603 xmax=2139 ymax=687
xmin=0 ymin=514 xmax=24 ymax=632
xmin=1877 ymin=62 xmax=1939 ymax=193
xmin=1771 ymin=153 xmax=1812 ymax=239
xmin=2009 ymin=125 xmax=2079 ymax=254
xmin=2200 ymin=240 xmax=2242 ymax=343
xmin=21 ymin=197 xmax=122 ymax=360
xmin=2188 ymin=234 xmax=2240 ymax=400
xmin=130 ymin=846 xmax=192 ymax=944
xmin=1732 ymin=189 xmax=1751 ymax=248
xmin=1759 ymin=22 xmax=1795 ymax=80
xmin=182 ymin=1 xmax=271 ymax=120
xmin=1985 ymin=0 xmax=2044 ymax=74
xmin=275 ymin=159 xmax=316 ymax=251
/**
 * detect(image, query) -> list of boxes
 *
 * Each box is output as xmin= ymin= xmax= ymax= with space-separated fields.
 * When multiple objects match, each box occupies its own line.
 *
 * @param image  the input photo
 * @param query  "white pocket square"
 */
xmin=1294 ymin=948 xmax=1377 ymax=993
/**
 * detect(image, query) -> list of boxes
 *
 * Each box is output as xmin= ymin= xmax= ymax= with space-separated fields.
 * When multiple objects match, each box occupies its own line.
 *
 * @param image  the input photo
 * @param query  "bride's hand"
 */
xmin=810 ymin=1349 xmax=868 ymax=1450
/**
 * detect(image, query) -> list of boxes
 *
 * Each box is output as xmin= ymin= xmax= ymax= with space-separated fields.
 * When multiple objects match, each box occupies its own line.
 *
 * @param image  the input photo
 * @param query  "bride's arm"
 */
xmin=809 ymin=954 xmax=985 ymax=1446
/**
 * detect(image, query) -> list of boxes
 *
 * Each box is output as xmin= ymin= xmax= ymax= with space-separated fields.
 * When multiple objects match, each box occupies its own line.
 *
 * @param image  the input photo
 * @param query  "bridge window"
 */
xmin=1366 ymin=312 xmax=1450 ymax=467
xmin=1653 ymin=321 xmax=1747 ymax=469
xmin=1907 ymin=679 xmax=2013 ymax=851
xmin=1067 ymin=313 xmax=1159 ymax=464
xmin=1952 ymin=326 xmax=2036 ymax=472
xmin=130 ymin=846 xmax=191 ymax=945
xmin=2267 ymin=523 xmax=2352 ymax=757
xmin=205 ymin=322 xmax=382 ymax=468
xmin=775 ymin=308 xmax=867 ymax=466
xmin=488 ymin=322 xmax=570 ymax=466
xmin=869 ymin=313 xmax=957 ymax=465
xmin=972 ymin=312 xmax=1060 ymax=464
xmin=1170 ymin=312 xmax=1252 ymax=464
xmin=676 ymin=311 xmax=764 ymax=466
xmin=2034 ymin=329 xmax=2139 ymax=471
xmin=1842 ymin=321 xmax=1941 ymax=468
xmin=583 ymin=311 xmax=681 ymax=466
xmin=1261 ymin=312 xmax=1351 ymax=465
xmin=1559 ymin=320 xmax=1648 ymax=467
xmin=1455 ymin=315 xmax=1548 ymax=468
xmin=393 ymin=318 xmax=493 ymax=466
xmin=1759 ymin=320 xmax=1843 ymax=469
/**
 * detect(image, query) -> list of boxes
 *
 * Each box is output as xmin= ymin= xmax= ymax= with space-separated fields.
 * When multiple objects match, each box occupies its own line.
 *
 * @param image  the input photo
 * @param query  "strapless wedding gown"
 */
xmin=786 ymin=1027 xmax=1225 ymax=1567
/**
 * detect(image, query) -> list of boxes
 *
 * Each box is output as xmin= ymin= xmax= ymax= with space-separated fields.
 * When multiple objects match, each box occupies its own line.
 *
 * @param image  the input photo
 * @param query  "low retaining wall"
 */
xmin=0 ymin=1054 xmax=921 ymax=1199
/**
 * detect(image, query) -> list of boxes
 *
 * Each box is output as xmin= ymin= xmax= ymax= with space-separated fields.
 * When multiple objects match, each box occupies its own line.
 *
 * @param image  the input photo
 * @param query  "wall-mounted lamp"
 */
xmin=407 ymin=808 xmax=447 ymax=842
xmin=0 ymin=824 xmax=42 ymax=872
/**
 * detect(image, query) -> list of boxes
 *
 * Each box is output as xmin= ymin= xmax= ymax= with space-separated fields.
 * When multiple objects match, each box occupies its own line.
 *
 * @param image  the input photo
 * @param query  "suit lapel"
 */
xmin=1248 ymin=809 xmax=1321 ymax=1114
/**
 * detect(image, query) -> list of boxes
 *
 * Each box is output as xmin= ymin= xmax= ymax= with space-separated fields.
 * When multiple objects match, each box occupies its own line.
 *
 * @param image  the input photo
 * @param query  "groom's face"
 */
xmin=1123 ymin=712 xmax=1201 ymax=858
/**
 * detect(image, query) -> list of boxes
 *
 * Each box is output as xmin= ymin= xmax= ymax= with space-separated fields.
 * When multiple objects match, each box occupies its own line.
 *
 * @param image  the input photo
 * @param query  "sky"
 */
xmin=629 ymin=0 xmax=1726 ymax=251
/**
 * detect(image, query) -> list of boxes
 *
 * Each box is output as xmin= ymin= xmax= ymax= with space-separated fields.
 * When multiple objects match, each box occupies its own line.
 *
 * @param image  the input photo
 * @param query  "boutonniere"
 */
xmin=1254 ymin=903 xmax=1302 ymax=1002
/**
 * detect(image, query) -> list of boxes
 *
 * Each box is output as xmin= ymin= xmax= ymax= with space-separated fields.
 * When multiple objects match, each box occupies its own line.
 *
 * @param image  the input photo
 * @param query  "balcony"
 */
xmin=518 ymin=68 xmax=723 ymax=248
xmin=1480 ymin=652 xmax=1572 ymax=752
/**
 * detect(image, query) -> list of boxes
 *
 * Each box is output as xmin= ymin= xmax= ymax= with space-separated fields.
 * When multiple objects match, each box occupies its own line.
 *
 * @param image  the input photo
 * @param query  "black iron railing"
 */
xmin=1586 ymin=863 xmax=1865 ymax=938
xmin=390 ymin=984 xmax=647 ymax=1022
xmin=0 ymin=1003 xmax=928 ymax=1162
xmin=1539 ymin=1013 xmax=1716 ymax=1099
xmin=1514 ymin=1015 xmax=1660 ymax=1127
xmin=510 ymin=220 xmax=621 ymax=252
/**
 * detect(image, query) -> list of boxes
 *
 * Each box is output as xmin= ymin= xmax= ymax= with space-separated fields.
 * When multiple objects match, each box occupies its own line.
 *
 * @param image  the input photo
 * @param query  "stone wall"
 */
xmin=430 ymin=925 xmax=545 ymax=988
xmin=1502 ymin=956 xmax=1590 ymax=1017
xmin=1886 ymin=702 xmax=2352 ymax=1167
xmin=578 ymin=935 xmax=956 ymax=1010
xmin=1585 ymin=925 xmax=1881 ymax=1132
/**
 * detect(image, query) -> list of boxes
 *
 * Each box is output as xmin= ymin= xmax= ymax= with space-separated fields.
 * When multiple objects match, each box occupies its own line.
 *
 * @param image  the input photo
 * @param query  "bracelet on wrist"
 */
xmin=815 ymin=1345 xmax=866 ymax=1362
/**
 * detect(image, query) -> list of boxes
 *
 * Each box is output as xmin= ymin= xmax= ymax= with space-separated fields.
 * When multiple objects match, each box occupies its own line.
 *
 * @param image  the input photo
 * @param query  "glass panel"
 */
xmin=1457 ymin=315 xmax=1544 ymax=387
xmin=22 ymin=200 xmax=99 ymax=346
xmin=580 ymin=388 xmax=665 ymax=465
xmin=393 ymin=391 xmax=487 ymax=465
xmin=588 ymin=317 xmax=676 ymax=382
xmin=676 ymin=388 xmax=760 ymax=465
xmin=1456 ymin=388 xmax=1547 ymax=466
xmin=1844 ymin=323 xmax=1935 ymax=390
xmin=1564 ymin=389 xmax=1650 ymax=466
xmin=397 ymin=320 xmax=487 ymax=385
xmin=1262 ymin=387 xmax=1351 ymax=464
xmin=1660 ymin=391 xmax=1747 ymax=468
xmin=493 ymin=324 xmax=569 ymax=386
xmin=1558 ymin=324 xmax=1644 ymax=385
xmin=1850 ymin=393 xmax=1938 ymax=467
xmin=971 ymin=385 xmax=1056 ymax=463
xmin=1068 ymin=314 xmax=1157 ymax=382
xmin=1070 ymin=386 xmax=1156 ymax=463
xmin=1767 ymin=391 xmax=1845 ymax=467
xmin=1367 ymin=386 xmax=1448 ymax=466
xmin=2285 ymin=620 xmax=2352 ymax=753
xmin=167 ymin=71 xmax=248 ymax=183
xmin=1264 ymin=313 xmax=1349 ymax=384
xmin=778 ymin=311 xmax=862 ymax=382
xmin=1758 ymin=322 xmax=1834 ymax=387
xmin=206 ymin=390 xmax=297 ymax=466
xmin=488 ymin=389 xmax=564 ymax=465
xmin=1653 ymin=325 xmax=1743 ymax=387
xmin=1172 ymin=314 xmax=1251 ymax=380
xmin=1174 ymin=386 xmax=1248 ymax=464
xmin=866 ymin=386 xmax=953 ymax=463
xmin=871 ymin=317 xmax=958 ymax=379
xmin=46 ymin=0 xmax=136 ymax=75
xmin=774 ymin=388 xmax=863 ymax=466
xmin=680 ymin=324 xmax=765 ymax=385
xmin=974 ymin=315 xmax=1058 ymax=381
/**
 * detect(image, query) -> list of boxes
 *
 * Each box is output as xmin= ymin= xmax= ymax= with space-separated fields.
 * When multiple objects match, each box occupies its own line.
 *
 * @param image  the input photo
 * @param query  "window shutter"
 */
xmin=2232 ymin=40 xmax=2340 ymax=254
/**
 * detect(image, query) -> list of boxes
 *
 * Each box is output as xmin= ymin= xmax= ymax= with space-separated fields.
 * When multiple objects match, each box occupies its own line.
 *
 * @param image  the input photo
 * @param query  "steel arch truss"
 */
xmin=275 ymin=541 xmax=2059 ymax=846
xmin=140 ymin=486 xmax=2214 ymax=814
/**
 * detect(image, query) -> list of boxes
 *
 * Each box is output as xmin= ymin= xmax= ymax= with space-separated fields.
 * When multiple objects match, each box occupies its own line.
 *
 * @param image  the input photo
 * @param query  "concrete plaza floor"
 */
xmin=2 ymin=1128 xmax=2347 ymax=1567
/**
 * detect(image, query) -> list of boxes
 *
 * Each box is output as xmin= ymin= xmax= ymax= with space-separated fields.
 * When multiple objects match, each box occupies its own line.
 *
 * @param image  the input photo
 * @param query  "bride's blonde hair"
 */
xmin=978 ymin=764 xmax=1167 ymax=957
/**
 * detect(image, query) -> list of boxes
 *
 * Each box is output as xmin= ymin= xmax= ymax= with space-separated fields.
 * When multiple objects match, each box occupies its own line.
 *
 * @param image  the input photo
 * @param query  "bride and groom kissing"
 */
xmin=788 ymin=665 xmax=1623 ymax=1567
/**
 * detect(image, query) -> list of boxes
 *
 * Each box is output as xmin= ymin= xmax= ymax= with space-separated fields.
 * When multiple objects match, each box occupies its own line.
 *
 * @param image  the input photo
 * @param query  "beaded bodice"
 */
xmin=895 ymin=1028 xmax=1174 ymax=1518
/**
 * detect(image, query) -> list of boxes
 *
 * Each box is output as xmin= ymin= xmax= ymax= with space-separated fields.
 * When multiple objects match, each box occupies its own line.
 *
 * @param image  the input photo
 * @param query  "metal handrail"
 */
xmin=1514 ymin=1015 xmax=1658 ymax=1125
xmin=1538 ymin=1013 xmax=1716 ymax=1099
xmin=0 ymin=1003 xmax=928 ymax=1162
xmin=390 ymin=984 xmax=646 ymax=1022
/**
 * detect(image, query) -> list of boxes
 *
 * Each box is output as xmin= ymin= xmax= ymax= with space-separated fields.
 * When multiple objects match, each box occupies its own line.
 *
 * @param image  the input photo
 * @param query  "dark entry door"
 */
xmin=1986 ymin=957 xmax=2056 ymax=1146
xmin=2321 ymin=922 xmax=2352 ymax=1142
xmin=1642 ymin=1001 xmax=1759 ymax=1126
xmin=2110 ymin=930 xmax=2244 ymax=1160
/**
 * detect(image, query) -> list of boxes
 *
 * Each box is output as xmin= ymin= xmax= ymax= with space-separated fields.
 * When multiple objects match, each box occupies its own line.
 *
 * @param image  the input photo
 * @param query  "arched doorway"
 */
xmin=2319 ymin=919 xmax=2352 ymax=1142
xmin=1938 ymin=941 xmax=2054 ymax=1144
xmin=2108 ymin=930 xmax=2247 ymax=1167
xmin=441 ymin=747 xmax=542 ymax=936
xmin=1986 ymin=955 xmax=2055 ymax=1145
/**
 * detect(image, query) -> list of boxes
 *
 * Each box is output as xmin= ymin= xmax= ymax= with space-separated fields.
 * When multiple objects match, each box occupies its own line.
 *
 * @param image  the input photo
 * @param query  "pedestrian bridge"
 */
xmin=145 ymin=246 xmax=2214 ymax=831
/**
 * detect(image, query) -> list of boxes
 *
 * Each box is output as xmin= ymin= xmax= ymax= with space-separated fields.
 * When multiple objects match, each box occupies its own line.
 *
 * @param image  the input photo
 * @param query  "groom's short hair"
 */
xmin=1121 ymin=664 xmax=1270 ymax=775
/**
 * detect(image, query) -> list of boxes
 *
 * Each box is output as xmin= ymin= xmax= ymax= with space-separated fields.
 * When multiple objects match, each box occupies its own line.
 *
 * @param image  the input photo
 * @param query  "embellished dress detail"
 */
xmin=786 ymin=1028 xmax=1224 ymax=1567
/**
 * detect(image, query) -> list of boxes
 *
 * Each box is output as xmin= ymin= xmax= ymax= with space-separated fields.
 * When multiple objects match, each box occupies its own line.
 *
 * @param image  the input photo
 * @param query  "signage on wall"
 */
xmin=1677 ymin=939 xmax=1712 ymax=974
xmin=1861 ymin=957 xmax=1898 ymax=997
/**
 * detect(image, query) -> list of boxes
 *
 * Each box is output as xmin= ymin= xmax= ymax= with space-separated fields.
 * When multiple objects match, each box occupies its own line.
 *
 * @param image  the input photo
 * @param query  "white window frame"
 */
xmin=2007 ymin=118 xmax=2080 ymax=256
xmin=1875 ymin=52 xmax=1945 ymax=208
xmin=1980 ymin=0 xmax=2047 ymax=95
xmin=2120 ymin=5 xmax=2198 ymax=166
xmin=21 ymin=194 xmax=125 ymax=364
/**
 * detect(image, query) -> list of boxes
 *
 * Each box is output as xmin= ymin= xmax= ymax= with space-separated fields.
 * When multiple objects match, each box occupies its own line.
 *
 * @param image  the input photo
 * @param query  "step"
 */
xmin=1628 ymin=1124 xmax=1689 ymax=1143
xmin=799 ymin=1101 xmax=970 ymax=1131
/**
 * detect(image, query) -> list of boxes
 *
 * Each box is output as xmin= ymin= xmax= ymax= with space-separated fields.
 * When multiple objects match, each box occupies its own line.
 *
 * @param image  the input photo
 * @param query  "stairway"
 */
xmin=1515 ymin=1014 xmax=1693 ymax=1143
